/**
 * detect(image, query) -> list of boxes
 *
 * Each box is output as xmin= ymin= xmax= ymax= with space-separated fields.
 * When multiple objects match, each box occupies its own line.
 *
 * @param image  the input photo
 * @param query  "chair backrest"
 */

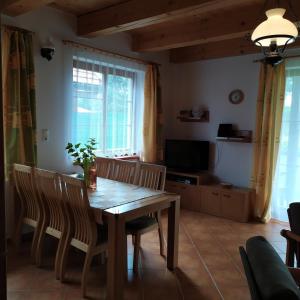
xmin=239 ymin=236 xmax=300 ymax=300
xmin=112 ymin=159 xmax=137 ymax=184
xmin=35 ymin=168 xmax=63 ymax=232
xmin=95 ymin=157 xmax=115 ymax=179
xmin=288 ymin=203 xmax=300 ymax=235
xmin=134 ymin=163 xmax=166 ymax=191
xmin=60 ymin=175 xmax=97 ymax=246
xmin=13 ymin=164 xmax=40 ymax=222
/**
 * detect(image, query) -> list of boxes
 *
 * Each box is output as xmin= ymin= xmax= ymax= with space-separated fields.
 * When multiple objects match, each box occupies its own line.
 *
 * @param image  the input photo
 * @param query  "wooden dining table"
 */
xmin=88 ymin=178 xmax=180 ymax=300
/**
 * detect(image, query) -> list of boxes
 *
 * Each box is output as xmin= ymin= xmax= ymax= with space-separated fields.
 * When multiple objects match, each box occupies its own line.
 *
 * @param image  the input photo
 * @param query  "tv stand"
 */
xmin=165 ymin=170 xmax=254 ymax=222
xmin=166 ymin=170 xmax=212 ymax=185
xmin=165 ymin=170 xmax=213 ymax=211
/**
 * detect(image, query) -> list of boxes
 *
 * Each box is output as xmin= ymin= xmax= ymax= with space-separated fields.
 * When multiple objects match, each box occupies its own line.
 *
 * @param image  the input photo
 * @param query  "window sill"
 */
xmin=115 ymin=155 xmax=140 ymax=161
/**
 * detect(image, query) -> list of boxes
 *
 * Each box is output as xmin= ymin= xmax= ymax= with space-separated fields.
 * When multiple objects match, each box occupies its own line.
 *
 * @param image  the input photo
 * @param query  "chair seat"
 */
xmin=126 ymin=216 xmax=157 ymax=233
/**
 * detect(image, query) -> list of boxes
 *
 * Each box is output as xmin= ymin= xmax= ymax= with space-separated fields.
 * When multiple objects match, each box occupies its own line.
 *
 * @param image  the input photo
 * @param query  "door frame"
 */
xmin=0 ymin=13 xmax=8 ymax=300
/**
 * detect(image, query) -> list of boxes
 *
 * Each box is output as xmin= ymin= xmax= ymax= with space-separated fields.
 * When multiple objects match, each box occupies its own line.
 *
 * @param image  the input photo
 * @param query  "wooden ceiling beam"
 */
xmin=132 ymin=4 xmax=262 ymax=52
xmin=132 ymin=1 xmax=300 ymax=52
xmin=77 ymin=0 xmax=261 ymax=37
xmin=169 ymin=38 xmax=300 ymax=63
xmin=1 ymin=0 xmax=53 ymax=16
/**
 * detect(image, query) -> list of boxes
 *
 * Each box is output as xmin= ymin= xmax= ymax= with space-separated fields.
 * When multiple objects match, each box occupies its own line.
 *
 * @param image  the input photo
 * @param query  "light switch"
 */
xmin=42 ymin=129 xmax=49 ymax=141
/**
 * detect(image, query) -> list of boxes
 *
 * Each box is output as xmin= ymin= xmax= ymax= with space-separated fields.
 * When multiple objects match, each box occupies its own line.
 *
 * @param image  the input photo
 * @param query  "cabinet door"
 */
xmin=183 ymin=185 xmax=201 ymax=211
xmin=165 ymin=181 xmax=201 ymax=211
xmin=221 ymin=191 xmax=249 ymax=222
xmin=201 ymin=188 xmax=221 ymax=216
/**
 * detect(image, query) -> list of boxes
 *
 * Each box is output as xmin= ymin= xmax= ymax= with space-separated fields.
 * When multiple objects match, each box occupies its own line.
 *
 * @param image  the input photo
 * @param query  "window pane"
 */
xmin=73 ymin=67 xmax=104 ymax=150
xmin=105 ymin=74 xmax=133 ymax=155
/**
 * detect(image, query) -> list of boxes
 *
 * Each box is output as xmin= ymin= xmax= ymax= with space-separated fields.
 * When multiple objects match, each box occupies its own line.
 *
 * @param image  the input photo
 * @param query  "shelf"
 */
xmin=177 ymin=110 xmax=209 ymax=122
xmin=216 ymin=137 xmax=251 ymax=143
xmin=216 ymin=130 xmax=252 ymax=143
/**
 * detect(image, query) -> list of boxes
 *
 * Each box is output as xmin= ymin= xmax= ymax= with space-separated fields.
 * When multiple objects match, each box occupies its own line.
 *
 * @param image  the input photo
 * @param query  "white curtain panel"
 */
xmin=65 ymin=47 xmax=145 ymax=159
xmin=271 ymin=59 xmax=300 ymax=221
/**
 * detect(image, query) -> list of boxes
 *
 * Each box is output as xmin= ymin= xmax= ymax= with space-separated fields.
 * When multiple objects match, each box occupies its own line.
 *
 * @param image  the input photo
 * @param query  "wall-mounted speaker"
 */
xmin=217 ymin=124 xmax=233 ymax=137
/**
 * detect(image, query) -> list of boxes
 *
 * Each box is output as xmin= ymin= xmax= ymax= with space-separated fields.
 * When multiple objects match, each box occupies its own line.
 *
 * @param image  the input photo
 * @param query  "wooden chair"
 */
xmin=127 ymin=163 xmax=166 ymax=273
xmin=95 ymin=157 xmax=115 ymax=179
xmin=13 ymin=164 xmax=42 ymax=260
xmin=34 ymin=168 xmax=65 ymax=277
xmin=112 ymin=159 xmax=137 ymax=184
xmin=281 ymin=202 xmax=300 ymax=267
xmin=59 ymin=175 xmax=108 ymax=298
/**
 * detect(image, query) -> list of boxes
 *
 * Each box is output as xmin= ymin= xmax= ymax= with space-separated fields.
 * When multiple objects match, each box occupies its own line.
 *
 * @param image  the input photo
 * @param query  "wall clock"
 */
xmin=229 ymin=89 xmax=244 ymax=104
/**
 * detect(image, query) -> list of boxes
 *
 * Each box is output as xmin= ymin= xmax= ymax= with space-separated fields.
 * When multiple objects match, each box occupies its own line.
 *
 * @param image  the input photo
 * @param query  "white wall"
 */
xmin=2 ymin=6 xmax=172 ymax=173
xmin=165 ymin=55 xmax=261 ymax=187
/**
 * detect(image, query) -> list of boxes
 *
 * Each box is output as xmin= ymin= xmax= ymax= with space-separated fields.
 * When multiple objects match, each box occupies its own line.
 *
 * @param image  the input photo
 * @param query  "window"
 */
xmin=72 ymin=56 xmax=144 ymax=157
xmin=271 ymin=59 xmax=300 ymax=221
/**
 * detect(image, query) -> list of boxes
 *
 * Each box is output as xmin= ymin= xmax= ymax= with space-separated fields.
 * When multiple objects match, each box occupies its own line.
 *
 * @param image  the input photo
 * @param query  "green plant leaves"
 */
xmin=65 ymin=138 xmax=98 ymax=170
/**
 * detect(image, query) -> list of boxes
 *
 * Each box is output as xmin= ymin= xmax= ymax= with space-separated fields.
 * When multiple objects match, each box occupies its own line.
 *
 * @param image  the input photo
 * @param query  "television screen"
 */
xmin=165 ymin=139 xmax=209 ymax=172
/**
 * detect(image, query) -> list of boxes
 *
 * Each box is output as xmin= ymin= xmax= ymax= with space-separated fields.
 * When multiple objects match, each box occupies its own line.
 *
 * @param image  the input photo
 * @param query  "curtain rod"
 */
xmin=2 ymin=25 xmax=35 ymax=35
xmin=62 ymin=40 xmax=161 ymax=67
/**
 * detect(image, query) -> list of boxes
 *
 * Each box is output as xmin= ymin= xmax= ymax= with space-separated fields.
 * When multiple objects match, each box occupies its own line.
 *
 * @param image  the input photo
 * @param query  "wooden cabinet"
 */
xmin=201 ymin=185 xmax=252 ymax=222
xmin=165 ymin=170 xmax=254 ymax=223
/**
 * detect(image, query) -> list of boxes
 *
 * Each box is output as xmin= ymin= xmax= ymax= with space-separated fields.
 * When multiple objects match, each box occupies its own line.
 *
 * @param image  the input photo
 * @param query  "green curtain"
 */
xmin=2 ymin=27 xmax=37 ymax=178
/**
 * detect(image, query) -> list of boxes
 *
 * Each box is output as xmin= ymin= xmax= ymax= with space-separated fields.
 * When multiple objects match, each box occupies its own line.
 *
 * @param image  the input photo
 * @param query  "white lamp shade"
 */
xmin=251 ymin=8 xmax=298 ymax=47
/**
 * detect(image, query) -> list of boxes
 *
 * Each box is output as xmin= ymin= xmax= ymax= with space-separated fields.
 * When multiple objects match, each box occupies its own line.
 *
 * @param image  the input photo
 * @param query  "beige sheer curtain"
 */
xmin=251 ymin=62 xmax=286 ymax=223
xmin=142 ymin=64 xmax=163 ymax=163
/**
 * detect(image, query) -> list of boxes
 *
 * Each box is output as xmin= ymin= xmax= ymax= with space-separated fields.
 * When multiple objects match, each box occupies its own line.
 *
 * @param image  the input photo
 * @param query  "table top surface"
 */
xmin=88 ymin=178 xmax=165 ymax=211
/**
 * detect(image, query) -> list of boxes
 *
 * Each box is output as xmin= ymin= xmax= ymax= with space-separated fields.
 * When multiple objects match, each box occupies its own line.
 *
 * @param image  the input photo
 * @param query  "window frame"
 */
xmin=72 ymin=57 xmax=139 ymax=156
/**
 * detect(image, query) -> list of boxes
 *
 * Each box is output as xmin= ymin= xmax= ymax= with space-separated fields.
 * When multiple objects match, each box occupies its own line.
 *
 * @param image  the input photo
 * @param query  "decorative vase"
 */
xmin=83 ymin=164 xmax=97 ymax=190
xmin=89 ymin=165 xmax=97 ymax=190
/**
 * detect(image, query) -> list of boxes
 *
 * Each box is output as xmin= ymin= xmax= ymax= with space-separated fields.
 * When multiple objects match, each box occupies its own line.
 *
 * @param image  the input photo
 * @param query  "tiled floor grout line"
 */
xmin=180 ymin=222 xmax=224 ymax=300
xmin=211 ymin=235 xmax=246 ymax=278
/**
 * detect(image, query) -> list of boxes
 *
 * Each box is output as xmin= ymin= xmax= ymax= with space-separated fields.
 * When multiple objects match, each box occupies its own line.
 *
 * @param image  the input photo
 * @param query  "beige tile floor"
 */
xmin=7 ymin=209 xmax=289 ymax=300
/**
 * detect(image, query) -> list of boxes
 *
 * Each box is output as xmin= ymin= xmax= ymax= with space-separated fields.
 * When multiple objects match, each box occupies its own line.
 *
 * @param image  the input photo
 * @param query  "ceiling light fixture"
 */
xmin=251 ymin=3 xmax=299 ymax=65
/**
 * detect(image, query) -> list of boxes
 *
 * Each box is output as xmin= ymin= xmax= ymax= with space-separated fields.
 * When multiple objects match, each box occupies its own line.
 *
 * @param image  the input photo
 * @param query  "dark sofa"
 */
xmin=239 ymin=236 xmax=300 ymax=300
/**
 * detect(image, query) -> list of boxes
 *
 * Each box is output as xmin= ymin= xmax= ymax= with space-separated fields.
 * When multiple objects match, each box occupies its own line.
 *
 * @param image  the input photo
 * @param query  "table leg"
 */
xmin=107 ymin=214 xmax=116 ymax=300
xmin=107 ymin=214 xmax=126 ymax=300
xmin=167 ymin=197 xmax=180 ymax=270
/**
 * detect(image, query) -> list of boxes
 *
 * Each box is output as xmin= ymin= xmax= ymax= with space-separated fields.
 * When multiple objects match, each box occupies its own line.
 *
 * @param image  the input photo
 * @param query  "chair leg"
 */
xmin=14 ymin=216 xmax=23 ymax=250
xmin=59 ymin=235 xmax=71 ymax=282
xmin=156 ymin=211 xmax=164 ymax=257
xmin=124 ymin=235 xmax=128 ymax=279
xmin=35 ymin=222 xmax=47 ymax=267
xmin=82 ymin=248 xmax=94 ymax=298
xmin=133 ymin=234 xmax=141 ymax=274
xmin=55 ymin=232 xmax=66 ymax=280
xmin=296 ymin=243 xmax=300 ymax=268
xmin=31 ymin=221 xmax=42 ymax=262
xmin=286 ymin=239 xmax=295 ymax=267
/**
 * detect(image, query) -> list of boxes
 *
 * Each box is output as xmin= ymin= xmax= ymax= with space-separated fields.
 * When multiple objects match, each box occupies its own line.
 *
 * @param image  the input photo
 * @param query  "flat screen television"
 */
xmin=165 ymin=139 xmax=209 ymax=172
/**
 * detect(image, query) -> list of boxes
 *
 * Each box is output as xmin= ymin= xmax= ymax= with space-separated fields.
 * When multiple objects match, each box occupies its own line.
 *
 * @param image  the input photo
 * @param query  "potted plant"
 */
xmin=65 ymin=138 xmax=97 ymax=188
